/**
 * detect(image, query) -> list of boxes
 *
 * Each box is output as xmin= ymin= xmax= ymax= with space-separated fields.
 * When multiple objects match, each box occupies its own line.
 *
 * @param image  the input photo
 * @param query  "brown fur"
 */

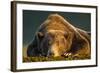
xmin=27 ymin=14 xmax=91 ymax=59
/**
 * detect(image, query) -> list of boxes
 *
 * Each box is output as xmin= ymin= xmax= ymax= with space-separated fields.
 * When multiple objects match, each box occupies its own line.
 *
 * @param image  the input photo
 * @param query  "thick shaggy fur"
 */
xmin=27 ymin=14 xmax=91 ymax=58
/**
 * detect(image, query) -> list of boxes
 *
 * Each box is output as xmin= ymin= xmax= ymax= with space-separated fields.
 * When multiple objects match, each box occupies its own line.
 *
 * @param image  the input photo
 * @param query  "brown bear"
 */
xmin=27 ymin=14 xmax=91 ymax=59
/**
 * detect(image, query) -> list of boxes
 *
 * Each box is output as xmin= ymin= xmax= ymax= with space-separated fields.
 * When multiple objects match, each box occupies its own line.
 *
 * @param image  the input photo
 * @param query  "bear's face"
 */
xmin=38 ymin=30 xmax=73 ymax=57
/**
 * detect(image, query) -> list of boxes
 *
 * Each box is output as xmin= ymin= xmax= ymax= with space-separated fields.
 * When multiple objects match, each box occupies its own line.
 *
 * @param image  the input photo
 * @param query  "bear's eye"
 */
xmin=48 ymin=32 xmax=55 ymax=38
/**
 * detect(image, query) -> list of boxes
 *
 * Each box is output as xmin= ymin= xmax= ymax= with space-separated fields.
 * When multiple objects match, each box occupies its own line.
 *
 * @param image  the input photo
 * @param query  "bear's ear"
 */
xmin=37 ymin=32 xmax=44 ymax=39
xmin=64 ymin=32 xmax=68 ymax=39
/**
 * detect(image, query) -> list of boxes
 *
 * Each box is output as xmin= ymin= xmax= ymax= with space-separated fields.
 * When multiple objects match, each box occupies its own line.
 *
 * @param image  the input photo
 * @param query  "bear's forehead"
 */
xmin=48 ymin=30 xmax=66 ymax=34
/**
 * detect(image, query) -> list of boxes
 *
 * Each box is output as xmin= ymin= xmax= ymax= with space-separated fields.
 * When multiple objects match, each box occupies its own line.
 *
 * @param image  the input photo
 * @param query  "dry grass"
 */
xmin=23 ymin=48 xmax=90 ymax=62
xmin=23 ymin=55 xmax=90 ymax=62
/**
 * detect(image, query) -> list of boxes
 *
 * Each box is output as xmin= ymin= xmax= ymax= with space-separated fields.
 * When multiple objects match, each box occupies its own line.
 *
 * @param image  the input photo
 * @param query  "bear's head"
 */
xmin=37 ymin=29 xmax=74 ymax=57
